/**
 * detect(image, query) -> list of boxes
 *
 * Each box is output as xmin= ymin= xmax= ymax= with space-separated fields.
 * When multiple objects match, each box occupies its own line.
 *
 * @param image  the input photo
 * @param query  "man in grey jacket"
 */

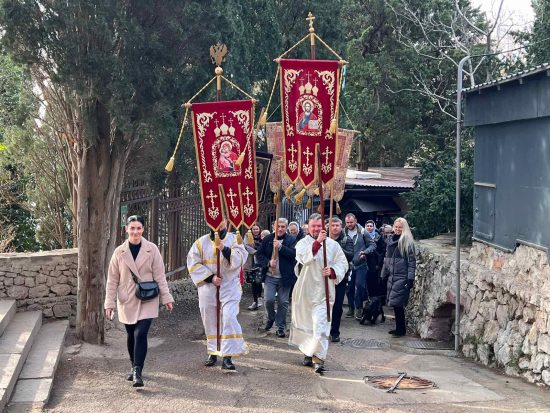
xmin=344 ymin=213 xmax=376 ymax=319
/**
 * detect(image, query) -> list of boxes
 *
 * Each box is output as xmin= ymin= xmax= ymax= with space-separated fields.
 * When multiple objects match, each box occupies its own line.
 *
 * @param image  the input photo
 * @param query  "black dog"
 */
xmin=360 ymin=296 xmax=386 ymax=325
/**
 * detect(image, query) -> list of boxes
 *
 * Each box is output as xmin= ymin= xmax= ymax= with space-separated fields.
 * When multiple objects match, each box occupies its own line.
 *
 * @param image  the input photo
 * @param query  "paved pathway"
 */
xmin=44 ymin=295 xmax=550 ymax=413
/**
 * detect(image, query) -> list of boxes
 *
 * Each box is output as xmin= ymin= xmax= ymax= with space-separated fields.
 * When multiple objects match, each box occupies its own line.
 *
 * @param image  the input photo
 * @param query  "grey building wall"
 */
xmin=465 ymin=72 xmax=550 ymax=252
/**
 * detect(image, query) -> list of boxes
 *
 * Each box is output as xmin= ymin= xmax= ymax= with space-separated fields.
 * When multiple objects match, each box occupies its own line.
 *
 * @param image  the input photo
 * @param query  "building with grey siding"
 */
xmin=464 ymin=63 xmax=550 ymax=252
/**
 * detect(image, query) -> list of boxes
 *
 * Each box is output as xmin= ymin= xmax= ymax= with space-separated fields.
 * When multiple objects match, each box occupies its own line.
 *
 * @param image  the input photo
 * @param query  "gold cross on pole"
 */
xmin=306 ymin=12 xmax=315 ymax=33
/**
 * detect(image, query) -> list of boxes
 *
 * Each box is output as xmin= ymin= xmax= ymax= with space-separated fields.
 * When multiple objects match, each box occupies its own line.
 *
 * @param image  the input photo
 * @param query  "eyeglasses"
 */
xmin=126 ymin=215 xmax=144 ymax=225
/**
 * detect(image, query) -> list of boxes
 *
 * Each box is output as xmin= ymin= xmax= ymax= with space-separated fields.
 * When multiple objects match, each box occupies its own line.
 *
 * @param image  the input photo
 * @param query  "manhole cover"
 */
xmin=364 ymin=374 xmax=437 ymax=390
xmin=405 ymin=340 xmax=454 ymax=350
xmin=340 ymin=338 xmax=388 ymax=349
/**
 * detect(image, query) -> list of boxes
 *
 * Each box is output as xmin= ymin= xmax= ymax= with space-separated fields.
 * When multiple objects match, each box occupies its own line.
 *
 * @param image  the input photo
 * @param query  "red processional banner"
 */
xmin=191 ymin=100 xmax=258 ymax=231
xmin=279 ymin=59 xmax=340 ymax=188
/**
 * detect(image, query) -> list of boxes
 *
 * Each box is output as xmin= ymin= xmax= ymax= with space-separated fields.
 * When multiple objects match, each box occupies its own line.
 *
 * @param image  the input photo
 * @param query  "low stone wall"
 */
xmin=409 ymin=235 xmax=550 ymax=386
xmin=0 ymin=249 xmax=198 ymax=325
xmin=0 ymin=249 xmax=78 ymax=321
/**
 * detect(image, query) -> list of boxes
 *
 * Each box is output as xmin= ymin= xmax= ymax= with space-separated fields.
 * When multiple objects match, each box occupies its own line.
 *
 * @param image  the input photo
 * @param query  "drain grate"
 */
xmin=405 ymin=340 xmax=454 ymax=350
xmin=364 ymin=374 xmax=437 ymax=390
xmin=340 ymin=338 xmax=388 ymax=349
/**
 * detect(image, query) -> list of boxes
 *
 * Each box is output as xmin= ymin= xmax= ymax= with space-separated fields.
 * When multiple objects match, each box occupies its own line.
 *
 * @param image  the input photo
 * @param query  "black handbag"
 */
xmin=131 ymin=270 xmax=159 ymax=301
xmin=245 ymin=267 xmax=264 ymax=284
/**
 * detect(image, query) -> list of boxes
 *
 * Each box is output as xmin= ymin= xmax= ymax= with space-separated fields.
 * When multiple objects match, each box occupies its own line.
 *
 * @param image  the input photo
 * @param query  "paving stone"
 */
xmin=19 ymin=321 xmax=68 ymax=379
xmin=0 ymin=300 xmax=16 ymax=336
xmin=9 ymin=378 xmax=53 ymax=404
xmin=0 ymin=312 xmax=41 ymax=355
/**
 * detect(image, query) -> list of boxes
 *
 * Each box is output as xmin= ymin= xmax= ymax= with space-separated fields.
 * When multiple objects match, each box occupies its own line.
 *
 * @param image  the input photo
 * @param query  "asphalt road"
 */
xmin=42 ymin=291 xmax=550 ymax=413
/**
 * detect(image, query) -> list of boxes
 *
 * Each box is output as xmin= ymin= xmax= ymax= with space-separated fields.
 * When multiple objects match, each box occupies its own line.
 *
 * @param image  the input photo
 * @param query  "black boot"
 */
xmin=126 ymin=365 xmax=133 ymax=381
xmin=204 ymin=355 xmax=217 ymax=367
xmin=222 ymin=356 xmax=235 ymax=370
xmin=132 ymin=366 xmax=144 ymax=387
xmin=314 ymin=360 xmax=325 ymax=373
xmin=302 ymin=356 xmax=313 ymax=367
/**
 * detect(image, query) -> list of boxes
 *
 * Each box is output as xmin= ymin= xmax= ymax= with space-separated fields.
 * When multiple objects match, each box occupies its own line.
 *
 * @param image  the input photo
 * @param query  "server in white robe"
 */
xmin=187 ymin=220 xmax=248 ymax=370
xmin=289 ymin=213 xmax=348 ymax=373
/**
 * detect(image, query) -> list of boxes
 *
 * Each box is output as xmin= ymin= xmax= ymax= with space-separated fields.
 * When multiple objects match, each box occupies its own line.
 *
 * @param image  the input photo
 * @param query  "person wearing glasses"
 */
xmin=104 ymin=215 xmax=174 ymax=387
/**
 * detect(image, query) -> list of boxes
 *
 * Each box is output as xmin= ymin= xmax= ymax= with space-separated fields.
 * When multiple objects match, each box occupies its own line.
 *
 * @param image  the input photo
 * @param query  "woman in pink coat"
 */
xmin=104 ymin=215 xmax=174 ymax=387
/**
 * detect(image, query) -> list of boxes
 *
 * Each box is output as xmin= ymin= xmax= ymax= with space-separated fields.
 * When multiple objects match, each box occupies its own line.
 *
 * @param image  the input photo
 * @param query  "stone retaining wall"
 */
xmin=408 ymin=236 xmax=550 ymax=386
xmin=0 ymin=249 xmax=78 ymax=321
xmin=0 ymin=249 xmax=198 ymax=325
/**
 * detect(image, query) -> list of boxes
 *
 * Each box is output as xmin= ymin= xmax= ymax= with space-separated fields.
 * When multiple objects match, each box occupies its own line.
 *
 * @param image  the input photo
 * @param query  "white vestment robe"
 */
xmin=289 ymin=235 xmax=348 ymax=360
xmin=187 ymin=232 xmax=248 ymax=357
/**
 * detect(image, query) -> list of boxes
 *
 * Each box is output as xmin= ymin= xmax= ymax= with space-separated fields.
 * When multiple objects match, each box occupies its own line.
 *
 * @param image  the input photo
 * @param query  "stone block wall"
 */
xmin=408 ymin=235 xmax=550 ymax=386
xmin=0 ymin=249 xmax=78 ymax=321
xmin=0 ymin=249 xmax=199 ymax=326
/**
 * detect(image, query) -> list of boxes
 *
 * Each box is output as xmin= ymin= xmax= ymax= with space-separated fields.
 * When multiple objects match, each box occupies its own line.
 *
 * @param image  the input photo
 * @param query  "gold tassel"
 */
xmin=236 ymin=231 xmax=243 ymax=244
xmin=329 ymin=118 xmax=337 ymax=134
xmin=284 ymin=184 xmax=294 ymax=199
xmin=164 ymin=156 xmax=175 ymax=172
xmin=258 ymin=111 xmax=267 ymax=127
xmin=247 ymin=229 xmax=254 ymax=244
xmin=313 ymin=187 xmax=320 ymax=196
xmin=235 ymin=150 xmax=246 ymax=168
xmin=317 ymin=204 xmax=323 ymax=213
xmin=214 ymin=231 xmax=221 ymax=248
xmin=273 ymin=192 xmax=279 ymax=204
xmin=306 ymin=197 xmax=312 ymax=209
xmin=294 ymin=188 xmax=306 ymax=204
xmin=336 ymin=202 xmax=341 ymax=214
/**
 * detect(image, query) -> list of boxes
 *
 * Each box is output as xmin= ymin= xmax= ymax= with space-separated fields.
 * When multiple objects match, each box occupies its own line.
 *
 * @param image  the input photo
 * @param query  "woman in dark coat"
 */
xmin=381 ymin=217 xmax=416 ymax=337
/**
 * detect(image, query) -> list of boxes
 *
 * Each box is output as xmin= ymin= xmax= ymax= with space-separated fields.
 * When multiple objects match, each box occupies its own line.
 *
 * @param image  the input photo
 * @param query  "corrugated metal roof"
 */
xmin=463 ymin=62 xmax=550 ymax=93
xmin=345 ymin=167 xmax=419 ymax=189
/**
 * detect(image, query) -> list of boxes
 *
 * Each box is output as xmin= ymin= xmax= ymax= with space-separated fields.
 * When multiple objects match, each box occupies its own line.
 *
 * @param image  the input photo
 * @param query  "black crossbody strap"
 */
xmin=130 ymin=270 xmax=139 ymax=284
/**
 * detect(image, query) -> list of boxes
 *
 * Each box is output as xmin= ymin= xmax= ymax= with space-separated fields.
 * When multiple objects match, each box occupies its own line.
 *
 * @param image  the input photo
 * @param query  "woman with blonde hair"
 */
xmin=381 ymin=217 xmax=416 ymax=337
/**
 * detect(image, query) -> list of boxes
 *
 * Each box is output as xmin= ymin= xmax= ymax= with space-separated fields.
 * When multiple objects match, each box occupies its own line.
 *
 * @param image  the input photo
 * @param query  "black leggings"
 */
xmin=393 ymin=306 xmax=406 ymax=334
xmin=125 ymin=318 xmax=153 ymax=368
xmin=252 ymin=282 xmax=263 ymax=303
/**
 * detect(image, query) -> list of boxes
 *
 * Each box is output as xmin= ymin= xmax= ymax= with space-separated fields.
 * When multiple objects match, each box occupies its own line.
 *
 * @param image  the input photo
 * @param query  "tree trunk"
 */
xmin=75 ymin=101 xmax=130 ymax=344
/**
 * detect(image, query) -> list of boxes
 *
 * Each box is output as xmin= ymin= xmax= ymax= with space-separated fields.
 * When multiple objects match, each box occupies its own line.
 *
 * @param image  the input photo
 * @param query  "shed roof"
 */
xmin=345 ymin=167 xmax=419 ymax=189
xmin=463 ymin=62 xmax=550 ymax=94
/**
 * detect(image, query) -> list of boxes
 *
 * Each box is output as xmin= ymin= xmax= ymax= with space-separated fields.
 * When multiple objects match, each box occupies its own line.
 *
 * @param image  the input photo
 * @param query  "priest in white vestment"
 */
xmin=187 ymin=219 xmax=248 ymax=370
xmin=289 ymin=213 xmax=348 ymax=373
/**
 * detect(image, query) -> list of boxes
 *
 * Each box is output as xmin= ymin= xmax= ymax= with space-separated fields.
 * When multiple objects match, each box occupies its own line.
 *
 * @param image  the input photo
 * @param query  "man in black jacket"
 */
xmin=329 ymin=217 xmax=354 ymax=342
xmin=256 ymin=218 xmax=297 ymax=337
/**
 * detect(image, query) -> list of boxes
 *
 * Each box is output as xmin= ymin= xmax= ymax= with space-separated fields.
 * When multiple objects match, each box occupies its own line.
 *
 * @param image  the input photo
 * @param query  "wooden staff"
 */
xmin=213 ymin=53 xmax=224 ymax=353
xmin=215 ymin=235 xmax=222 ymax=353
xmin=316 ymin=145 xmax=331 ymax=322
xmin=271 ymin=190 xmax=281 ymax=264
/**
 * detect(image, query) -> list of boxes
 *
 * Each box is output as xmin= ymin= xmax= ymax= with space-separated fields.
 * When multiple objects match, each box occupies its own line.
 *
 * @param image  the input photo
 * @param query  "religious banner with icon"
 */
xmin=278 ymin=59 xmax=340 ymax=188
xmin=191 ymin=99 xmax=258 ymax=231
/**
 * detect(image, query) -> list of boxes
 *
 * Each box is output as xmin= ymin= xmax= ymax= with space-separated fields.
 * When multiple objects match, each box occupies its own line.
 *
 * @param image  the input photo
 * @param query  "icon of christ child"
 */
xmin=298 ymin=100 xmax=319 ymax=132
xmin=218 ymin=141 xmax=240 ymax=173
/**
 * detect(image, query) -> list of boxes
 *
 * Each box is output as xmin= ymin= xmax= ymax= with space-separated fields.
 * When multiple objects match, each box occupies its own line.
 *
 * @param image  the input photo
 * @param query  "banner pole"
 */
xmin=210 ymin=44 xmax=227 ymax=353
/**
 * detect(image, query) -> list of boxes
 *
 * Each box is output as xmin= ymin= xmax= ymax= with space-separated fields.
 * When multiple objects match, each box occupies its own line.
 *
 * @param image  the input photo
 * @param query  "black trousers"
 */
xmin=330 ymin=277 xmax=348 ymax=338
xmin=393 ymin=306 xmax=406 ymax=334
xmin=252 ymin=282 xmax=263 ymax=302
xmin=124 ymin=318 xmax=153 ymax=368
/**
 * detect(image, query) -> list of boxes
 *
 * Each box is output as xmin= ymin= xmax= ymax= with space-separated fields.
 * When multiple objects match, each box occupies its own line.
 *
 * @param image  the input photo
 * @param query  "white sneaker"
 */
xmin=248 ymin=302 xmax=258 ymax=311
xmin=257 ymin=298 xmax=263 ymax=308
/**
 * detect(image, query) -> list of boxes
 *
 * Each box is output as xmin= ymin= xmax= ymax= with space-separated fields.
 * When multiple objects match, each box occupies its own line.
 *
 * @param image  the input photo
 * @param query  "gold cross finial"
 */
xmin=306 ymin=12 xmax=315 ymax=33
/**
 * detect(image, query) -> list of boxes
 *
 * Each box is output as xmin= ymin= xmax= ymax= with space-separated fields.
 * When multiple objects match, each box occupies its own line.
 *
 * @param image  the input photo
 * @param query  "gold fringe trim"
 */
xmin=336 ymin=201 xmax=341 ymax=215
xmin=306 ymin=197 xmax=312 ymax=209
xmin=284 ymin=184 xmax=294 ymax=199
xmin=294 ymin=188 xmax=306 ymax=204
